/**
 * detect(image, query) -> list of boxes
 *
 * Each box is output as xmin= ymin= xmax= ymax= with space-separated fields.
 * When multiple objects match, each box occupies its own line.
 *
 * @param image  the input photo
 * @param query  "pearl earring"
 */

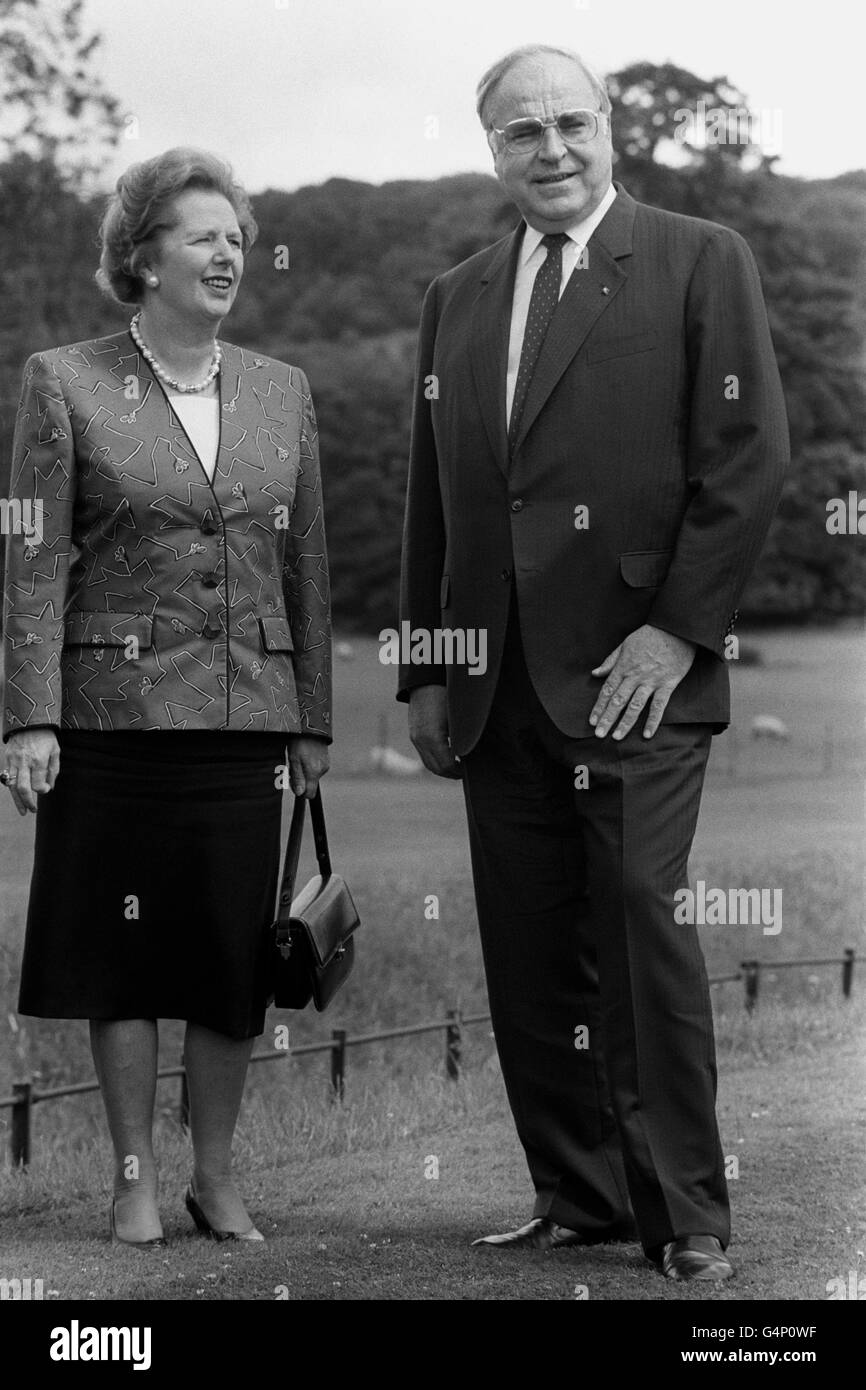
xmin=147 ymin=275 xmax=159 ymax=287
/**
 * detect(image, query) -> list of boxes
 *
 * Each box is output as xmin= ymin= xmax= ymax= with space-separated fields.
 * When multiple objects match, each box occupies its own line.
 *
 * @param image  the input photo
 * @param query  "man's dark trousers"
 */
xmin=461 ymin=596 xmax=730 ymax=1253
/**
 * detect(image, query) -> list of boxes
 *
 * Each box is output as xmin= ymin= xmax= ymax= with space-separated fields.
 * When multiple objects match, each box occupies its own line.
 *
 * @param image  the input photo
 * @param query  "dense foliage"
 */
xmin=1 ymin=10 xmax=864 ymax=629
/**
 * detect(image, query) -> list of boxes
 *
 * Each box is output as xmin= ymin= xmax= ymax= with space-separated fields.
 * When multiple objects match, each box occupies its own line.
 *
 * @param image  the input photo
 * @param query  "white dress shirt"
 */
xmin=506 ymin=182 xmax=617 ymax=427
xmin=168 ymin=391 xmax=220 ymax=481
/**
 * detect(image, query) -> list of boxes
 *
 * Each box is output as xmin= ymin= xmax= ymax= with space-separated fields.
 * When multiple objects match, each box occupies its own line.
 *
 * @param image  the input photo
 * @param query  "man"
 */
xmin=398 ymin=45 xmax=789 ymax=1282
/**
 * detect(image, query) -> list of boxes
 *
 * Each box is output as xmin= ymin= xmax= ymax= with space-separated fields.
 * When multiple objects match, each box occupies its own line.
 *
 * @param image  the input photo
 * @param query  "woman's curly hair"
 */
xmin=96 ymin=147 xmax=258 ymax=306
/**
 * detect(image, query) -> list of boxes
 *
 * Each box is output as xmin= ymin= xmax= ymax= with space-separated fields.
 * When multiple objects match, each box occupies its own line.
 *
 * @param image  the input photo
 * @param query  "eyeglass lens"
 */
xmin=504 ymin=110 xmax=599 ymax=150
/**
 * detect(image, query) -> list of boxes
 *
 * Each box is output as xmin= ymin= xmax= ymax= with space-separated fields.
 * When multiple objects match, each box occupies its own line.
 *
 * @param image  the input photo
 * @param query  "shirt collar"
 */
xmin=520 ymin=183 xmax=617 ymax=266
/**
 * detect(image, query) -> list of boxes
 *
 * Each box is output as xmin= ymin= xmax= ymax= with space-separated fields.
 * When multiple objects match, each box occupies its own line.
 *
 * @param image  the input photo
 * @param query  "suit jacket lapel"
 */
xmin=469 ymin=228 xmax=522 ymax=478
xmin=511 ymin=185 xmax=637 ymax=457
xmin=144 ymin=342 xmax=262 ymax=518
xmin=89 ymin=337 xmax=279 ymax=526
xmin=105 ymin=337 xmax=212 ymax=510
xmin=213 ymin=346 xmax=243 ymax=509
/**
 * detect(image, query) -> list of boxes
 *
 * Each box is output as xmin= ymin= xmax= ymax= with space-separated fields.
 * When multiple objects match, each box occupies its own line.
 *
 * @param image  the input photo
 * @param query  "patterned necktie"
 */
xmin=508 ymin=232 xmax=568 ymax=452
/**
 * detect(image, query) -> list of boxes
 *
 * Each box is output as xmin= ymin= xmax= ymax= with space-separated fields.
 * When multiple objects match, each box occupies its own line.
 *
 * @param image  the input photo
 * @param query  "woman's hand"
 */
xmin=287 ymin=735 xmax=330 ymax=799
xmin=2 ymin=729 xmax=60 ymax=816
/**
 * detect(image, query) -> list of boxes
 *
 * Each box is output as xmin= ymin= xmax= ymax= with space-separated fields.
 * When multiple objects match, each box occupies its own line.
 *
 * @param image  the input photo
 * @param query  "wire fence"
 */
xmin=0 ymin=950 xmax=855 ymax=1168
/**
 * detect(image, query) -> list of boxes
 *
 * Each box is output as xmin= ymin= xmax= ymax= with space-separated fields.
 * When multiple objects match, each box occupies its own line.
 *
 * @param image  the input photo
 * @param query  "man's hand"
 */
xmin=408 ymin=684 xmax=462 ymax=778
xmin=2 ymin=728 xmax=60 ymax=815
xmin=590 ymin=625 xmax=697 ymax=740
xmin=287 ymin=735 xmax=330 ymax=798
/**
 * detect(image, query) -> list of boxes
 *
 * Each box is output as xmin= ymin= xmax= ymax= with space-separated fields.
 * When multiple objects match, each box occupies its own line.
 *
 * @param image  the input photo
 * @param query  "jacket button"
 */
xmin=510 ymin=499 xmax=523 ymax=512
xmin=500 ymin=567 xmax=512 ymax=581
xmin=202 ymin=624 xmax=221 ymax=639
xmin=200 ymin=518 xmax=218 ymax=535
xmin=202 ymin=573 xmax=219 ymax=588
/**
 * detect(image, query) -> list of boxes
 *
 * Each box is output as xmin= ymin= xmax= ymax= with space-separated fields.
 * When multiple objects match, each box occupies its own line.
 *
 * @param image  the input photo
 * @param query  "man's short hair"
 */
xmin=476 ymin=45 xmax=611 ymax=129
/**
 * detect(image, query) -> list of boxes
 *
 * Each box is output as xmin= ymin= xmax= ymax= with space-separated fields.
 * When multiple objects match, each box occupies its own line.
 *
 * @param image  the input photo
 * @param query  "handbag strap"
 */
xmin=276 ymin=789 xmax=332 ymax=922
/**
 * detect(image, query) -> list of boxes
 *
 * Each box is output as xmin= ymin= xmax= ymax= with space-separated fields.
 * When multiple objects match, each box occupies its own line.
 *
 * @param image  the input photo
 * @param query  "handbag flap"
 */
xmin=291 ymin=873 xmax=360 ymax=967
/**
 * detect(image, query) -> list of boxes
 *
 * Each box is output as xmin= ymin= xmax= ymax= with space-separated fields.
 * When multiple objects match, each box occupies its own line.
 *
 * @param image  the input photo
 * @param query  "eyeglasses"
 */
xmin=489 ymin=109 xmax=608 ymax=155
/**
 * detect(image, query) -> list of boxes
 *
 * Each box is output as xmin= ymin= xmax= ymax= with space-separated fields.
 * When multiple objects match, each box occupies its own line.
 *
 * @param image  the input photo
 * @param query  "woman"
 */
xmin=1 ymin=148 xmax=331 ymax=1246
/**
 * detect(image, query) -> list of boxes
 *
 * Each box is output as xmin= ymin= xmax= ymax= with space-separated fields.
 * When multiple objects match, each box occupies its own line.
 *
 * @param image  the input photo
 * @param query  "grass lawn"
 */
xmin=0 ymin=622 xmax=863 ymax=1300
xmin=0 ymin=996 xmax=862 ymax=1301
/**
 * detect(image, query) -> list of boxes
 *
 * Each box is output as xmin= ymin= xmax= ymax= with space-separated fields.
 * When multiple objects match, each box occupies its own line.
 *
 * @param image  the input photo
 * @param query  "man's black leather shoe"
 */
xmin=656 ymin=1235 xmax=734 ymax=1281
xmin=472 ymin=1216 xmax=637 ymax=1250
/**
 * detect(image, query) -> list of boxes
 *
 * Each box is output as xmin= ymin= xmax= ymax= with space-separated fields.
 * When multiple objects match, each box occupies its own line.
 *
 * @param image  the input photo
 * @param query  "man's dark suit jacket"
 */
xmin=398 ymin=183 xmax=789 ymax=755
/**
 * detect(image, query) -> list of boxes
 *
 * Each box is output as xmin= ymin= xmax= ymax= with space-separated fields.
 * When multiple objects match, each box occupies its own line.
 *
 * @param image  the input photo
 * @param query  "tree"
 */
xmin=608 ymin=61 xmax=776 ymax=181
xmin=1 ymin=33 xmax=863 ymax=627
xmin=0 ymin=0 xmax=122 ymax=184
xmin=0 ymin=0 xmax=124 ymax=610
xmin=606 ymin=62 xmax=866 ymax=621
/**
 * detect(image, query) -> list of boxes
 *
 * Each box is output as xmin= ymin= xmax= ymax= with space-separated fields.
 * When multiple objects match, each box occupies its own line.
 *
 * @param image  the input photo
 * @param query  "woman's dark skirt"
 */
xmin=18 ymin=731 xmax=287 ymax=1040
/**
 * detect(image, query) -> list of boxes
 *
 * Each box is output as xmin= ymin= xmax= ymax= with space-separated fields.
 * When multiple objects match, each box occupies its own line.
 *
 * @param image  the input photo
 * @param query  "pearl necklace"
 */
xmin=129 ymin=312 xmax=221 ymax=393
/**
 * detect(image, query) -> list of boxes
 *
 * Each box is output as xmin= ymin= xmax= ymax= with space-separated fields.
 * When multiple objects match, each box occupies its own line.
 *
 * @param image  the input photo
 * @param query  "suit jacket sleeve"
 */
xmin=397 ymin=278 xmax=448 ymax=701
xmin=3 ymin=353 xmax=75 ymax=740
xmin=283 ymin=369 xmax=333 ymax=741
xmin=646 ymin=228 xmax=789 ymax=657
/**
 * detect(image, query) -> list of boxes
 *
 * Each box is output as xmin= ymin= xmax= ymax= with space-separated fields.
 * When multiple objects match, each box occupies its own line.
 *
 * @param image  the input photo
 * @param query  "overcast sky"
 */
xmin=85 ymin=0 xmax=859 ymax=193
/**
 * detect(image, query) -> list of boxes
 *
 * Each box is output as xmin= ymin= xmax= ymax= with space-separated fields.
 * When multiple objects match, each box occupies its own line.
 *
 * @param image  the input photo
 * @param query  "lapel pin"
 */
xmin=601 ymin=286 xmax=610 ymax=295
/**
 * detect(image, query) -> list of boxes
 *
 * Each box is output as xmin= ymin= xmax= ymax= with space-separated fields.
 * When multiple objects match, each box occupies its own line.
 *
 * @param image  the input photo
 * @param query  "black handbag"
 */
xmin=270 ymin=789 xmax=360 ymax=1011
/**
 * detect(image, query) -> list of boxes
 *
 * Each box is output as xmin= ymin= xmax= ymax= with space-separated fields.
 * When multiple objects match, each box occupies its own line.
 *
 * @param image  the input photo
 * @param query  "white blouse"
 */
xmin=168 ymin=392 xmax=220 ymax=481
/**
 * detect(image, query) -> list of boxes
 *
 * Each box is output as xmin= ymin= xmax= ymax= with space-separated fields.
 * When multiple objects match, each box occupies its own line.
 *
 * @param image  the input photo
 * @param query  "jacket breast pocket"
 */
xmin=619 ymin=550 xmax=673 ymax=588
xmin=64 ymin=611 xmax=153 ymax=651
xmin=586 ymin=329 xmax=658 ymax=365
xmin=258 ymin=615 xmax=294 ymax=652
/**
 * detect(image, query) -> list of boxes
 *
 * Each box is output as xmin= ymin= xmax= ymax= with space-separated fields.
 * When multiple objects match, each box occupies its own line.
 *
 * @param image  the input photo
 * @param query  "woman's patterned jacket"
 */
xmin=2 ymin=332 xmax=332 ymax=739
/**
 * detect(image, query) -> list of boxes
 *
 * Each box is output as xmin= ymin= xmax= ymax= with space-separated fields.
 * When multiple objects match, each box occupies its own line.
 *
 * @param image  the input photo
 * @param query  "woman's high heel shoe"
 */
xmin=109 ymin=1198 xmax=167 ymax=1249
xmin=184 ymin=1185 xmax=264 ymax=1242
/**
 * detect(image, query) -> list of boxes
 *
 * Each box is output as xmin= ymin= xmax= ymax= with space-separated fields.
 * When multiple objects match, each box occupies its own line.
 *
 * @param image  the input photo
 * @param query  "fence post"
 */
xmin=742 ymin=960 xmax=760 ymax=1012
xmin=842 ymin=948 xmax=855 ymax=999
xmin=179 ymin=1066 xmax=190 ymax=1130
xmin=11 ymin=1081 xmax=32 ymax=1167
xmin=445 ymin=1009 xmax=462 ymax=1080
xmin=330 ymin=1028 xmax=346 ymax=1102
